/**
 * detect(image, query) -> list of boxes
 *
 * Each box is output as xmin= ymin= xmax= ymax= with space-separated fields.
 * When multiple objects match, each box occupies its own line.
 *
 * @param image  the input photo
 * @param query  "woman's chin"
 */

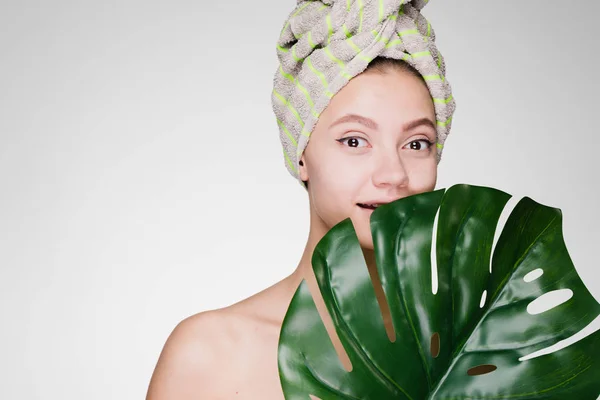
xmin=356 ymin=231 xmax=375 ymax=250
xmin=348 ymin=215 xmax=375 ymax=250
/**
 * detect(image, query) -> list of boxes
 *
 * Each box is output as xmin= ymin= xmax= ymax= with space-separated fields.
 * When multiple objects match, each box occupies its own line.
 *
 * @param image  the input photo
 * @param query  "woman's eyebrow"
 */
xmin=329 ymin=113 xmax=378 ymax=130
xmin=329 ymin=114 xmax=436 ymax=132
xmin=402 ymin=117 xmax=436 ymax=132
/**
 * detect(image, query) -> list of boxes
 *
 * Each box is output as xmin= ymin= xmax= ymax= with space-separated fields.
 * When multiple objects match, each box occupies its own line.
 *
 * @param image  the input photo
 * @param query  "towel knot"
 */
xmin=288 ymin=1 xmax=412 ymax=45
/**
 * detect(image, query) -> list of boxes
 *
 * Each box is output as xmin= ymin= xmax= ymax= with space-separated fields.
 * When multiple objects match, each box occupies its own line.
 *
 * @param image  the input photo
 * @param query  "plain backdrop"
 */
xmin=1 ymin=1 xmax=599 ymax=399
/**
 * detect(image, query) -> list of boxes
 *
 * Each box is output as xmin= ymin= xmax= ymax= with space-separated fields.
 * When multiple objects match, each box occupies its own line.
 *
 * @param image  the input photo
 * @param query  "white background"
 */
xmin=1 ymin=1 xmax=599 ymax=399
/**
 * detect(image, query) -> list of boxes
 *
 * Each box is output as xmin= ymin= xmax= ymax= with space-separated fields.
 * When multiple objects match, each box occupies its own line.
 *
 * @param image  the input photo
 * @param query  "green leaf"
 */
xmin=278 ymin=184 xmax=600 ymax=399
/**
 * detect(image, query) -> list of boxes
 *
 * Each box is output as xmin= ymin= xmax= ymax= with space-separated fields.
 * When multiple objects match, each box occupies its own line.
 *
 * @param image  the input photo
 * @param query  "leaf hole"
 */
xmin=362 ymin=248 xmax=396 ymax=343
xmin=524 ymin=268 xmax=544 ymax=283
xmin=467 ymin=364 xmax=497 ymax=376
xmin=430 ymin=205 xmax=441 ymax=294
xmin=430 ymin=332 xmax=440 ymax=358
xmin=527 ymin=289 xmax=573 ymax=315
xmin=519 ymin=315 xmax=600 ymax=361
xmin=489 ymin=196 xmax=521 ymax=273
xmin=479 ymin=290 xmax=487 ymax=308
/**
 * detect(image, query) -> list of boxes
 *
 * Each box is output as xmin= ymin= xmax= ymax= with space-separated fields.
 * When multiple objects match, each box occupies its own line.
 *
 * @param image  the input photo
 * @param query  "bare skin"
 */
xmin=145 ymin=236 xmax=331 ymax=399
xmin=146 ymin=65 xmax=437 ymax=399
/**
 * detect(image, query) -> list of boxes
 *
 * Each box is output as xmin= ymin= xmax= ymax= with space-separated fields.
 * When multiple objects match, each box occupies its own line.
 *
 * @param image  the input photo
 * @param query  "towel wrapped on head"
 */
xmin=272 ymin=0 xmax=456 ymax=185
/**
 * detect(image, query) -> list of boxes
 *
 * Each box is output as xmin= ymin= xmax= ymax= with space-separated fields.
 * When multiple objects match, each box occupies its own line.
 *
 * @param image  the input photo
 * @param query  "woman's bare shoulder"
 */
xmin=145 ymin=309 xmax=239 ymax=399
xmin=146 ymin=278 xmax=297 ymax=399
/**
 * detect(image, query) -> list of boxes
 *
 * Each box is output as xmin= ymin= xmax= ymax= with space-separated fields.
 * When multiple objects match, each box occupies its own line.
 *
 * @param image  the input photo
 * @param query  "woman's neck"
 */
xmin=286 ymin=223 xmax=379 ymax=302
xmin=280 ymin=226 xmax=381 ymax=369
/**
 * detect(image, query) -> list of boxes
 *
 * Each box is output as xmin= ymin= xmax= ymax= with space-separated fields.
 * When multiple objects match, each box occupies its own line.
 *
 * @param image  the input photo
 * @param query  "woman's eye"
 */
xmin=405 ymin=139 xmax=433 ymax=151
xmin=337 ymin=137 xmax=369 ymax=148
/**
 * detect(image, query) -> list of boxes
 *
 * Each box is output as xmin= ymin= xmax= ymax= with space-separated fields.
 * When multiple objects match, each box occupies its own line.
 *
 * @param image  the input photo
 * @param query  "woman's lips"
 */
xmin=357 ymin=203 xmax=380 ymax=210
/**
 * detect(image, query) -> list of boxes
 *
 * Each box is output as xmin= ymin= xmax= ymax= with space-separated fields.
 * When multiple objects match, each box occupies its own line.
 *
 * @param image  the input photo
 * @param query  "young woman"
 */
xmin=146 ymin=1 xmax=455 ymax=398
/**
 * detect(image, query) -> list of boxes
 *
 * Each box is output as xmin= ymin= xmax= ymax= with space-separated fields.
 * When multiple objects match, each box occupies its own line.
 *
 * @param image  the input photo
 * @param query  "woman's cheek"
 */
xmin=408 ymin=161 xmax=437 ymax=191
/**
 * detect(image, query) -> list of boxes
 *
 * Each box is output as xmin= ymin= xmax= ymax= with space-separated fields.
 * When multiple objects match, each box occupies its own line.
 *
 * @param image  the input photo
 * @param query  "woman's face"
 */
xmin=300 ymin=66 xmax=438 ymax=249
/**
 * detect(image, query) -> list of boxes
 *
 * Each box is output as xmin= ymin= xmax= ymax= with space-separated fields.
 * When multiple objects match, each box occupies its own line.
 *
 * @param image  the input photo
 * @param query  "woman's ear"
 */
xmin=299 ymin=154 xmax=309 ymax=182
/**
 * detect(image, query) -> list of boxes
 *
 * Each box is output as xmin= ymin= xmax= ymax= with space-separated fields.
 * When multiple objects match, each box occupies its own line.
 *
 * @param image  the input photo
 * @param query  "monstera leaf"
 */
xmin=278 ymin=184 xmax=600 ymax=399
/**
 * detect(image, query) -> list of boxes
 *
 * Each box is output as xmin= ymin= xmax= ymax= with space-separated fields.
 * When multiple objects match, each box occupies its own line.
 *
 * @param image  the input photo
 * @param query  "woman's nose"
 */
xmin=371 ymin=151 xmax=408 ymax=189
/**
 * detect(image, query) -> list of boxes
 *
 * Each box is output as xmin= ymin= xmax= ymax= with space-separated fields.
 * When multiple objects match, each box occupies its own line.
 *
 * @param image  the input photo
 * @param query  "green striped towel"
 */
xmin=272 ymin=0 xmax=456 ymax=185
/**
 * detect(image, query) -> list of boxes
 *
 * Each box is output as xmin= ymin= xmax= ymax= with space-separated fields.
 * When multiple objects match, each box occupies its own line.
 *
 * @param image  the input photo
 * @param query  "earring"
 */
xmin=299 ymin=160 xmax=304 ymax=166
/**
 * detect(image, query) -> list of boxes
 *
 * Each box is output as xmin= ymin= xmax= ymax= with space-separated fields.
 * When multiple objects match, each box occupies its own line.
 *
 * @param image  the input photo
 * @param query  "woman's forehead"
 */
xmin=321 ymin=70 xmax=435 ymax=124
